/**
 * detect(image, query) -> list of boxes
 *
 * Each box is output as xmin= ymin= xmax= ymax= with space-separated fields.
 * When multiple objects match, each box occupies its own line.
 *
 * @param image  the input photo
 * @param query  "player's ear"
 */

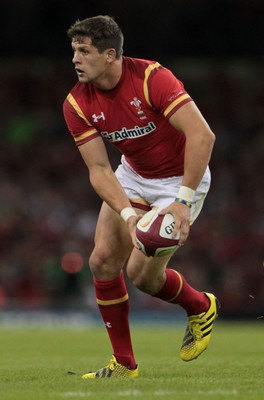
xmin=106 ymin=48 xmax=117 ymax=63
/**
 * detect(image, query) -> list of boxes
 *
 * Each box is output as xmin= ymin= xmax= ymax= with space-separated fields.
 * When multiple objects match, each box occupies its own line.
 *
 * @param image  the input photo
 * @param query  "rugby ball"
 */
xmin=136 ymin=208 xmax=180 ymax=257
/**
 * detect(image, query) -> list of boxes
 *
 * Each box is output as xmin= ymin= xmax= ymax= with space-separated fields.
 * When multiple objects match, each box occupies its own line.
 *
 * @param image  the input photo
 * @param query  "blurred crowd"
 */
xmin=0 ymin=56 xmax=263 ymax=319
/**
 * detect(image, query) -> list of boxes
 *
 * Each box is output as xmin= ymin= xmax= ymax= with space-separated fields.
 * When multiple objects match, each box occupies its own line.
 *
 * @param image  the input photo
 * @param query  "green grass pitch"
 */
xmin=0 ymin=321 xmax=263 ymax=400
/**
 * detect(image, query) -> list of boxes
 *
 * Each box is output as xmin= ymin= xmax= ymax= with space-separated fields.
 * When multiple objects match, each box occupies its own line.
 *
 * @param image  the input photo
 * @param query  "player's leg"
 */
xmin=127 ymin=191 xmax=213 ymax=301
xmin=127 ymin=247 xmax=210 ymax=314
xmin=83 ymin=201 xmax=138 ymax=379
xmin=127 ymin=194 xmax=219 ymax=362
xmin=89 ymin=201 xmax=133 ymax=280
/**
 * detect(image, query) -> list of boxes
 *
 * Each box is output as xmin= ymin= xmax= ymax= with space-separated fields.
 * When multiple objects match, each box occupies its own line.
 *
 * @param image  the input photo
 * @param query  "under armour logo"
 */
xmin=105 ymin=322 xmax=112 ymax=328
xmin=92 ymin=112 xmax=105 ymax=123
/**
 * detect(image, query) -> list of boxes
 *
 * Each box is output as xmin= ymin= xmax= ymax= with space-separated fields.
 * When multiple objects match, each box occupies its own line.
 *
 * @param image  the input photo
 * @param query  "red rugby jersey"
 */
xmin=63 ymin=57 xmax=192 ymax=178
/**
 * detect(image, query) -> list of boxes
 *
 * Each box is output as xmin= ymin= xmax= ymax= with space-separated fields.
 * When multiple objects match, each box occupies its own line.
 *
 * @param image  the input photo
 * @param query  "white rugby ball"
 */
xmin=136 ymin=208 xmax=180 ymax=257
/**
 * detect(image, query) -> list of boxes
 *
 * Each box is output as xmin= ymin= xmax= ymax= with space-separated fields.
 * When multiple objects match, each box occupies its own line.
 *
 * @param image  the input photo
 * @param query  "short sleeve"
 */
xmin=147 ymin=67 xmax=193 ymax=119
xmin=63 ymin=94 xmax=100 ymax=146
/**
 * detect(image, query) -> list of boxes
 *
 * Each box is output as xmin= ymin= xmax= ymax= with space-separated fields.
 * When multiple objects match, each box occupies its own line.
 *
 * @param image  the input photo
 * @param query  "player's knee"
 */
xmin=89 ymin=248 xmax=125 ymax=280
xmin=89 ymin=250 xmax=110 ymax=278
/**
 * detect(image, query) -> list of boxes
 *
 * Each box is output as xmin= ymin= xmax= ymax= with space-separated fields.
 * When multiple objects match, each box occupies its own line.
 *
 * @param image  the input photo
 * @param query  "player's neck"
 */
xmin=93 ymin=58 xmax=123 ymax=91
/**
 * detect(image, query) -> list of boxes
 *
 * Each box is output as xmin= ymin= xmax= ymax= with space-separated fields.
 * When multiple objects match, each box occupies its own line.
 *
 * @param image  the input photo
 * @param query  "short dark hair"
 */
xmin=67 ymin=15 xmax=124 ymax=58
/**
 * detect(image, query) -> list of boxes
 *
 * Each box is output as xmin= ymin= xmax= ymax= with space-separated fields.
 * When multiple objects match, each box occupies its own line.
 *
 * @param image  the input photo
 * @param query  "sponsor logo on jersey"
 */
xmin=101 ymin=121 xmax=156 ymax=142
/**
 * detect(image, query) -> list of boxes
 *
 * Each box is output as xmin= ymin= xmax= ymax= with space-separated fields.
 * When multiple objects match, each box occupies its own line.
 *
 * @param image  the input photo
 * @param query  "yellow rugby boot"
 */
xmin=82 ymin=355 xmax=139 ymax=379
xmin=180 ymin=292 xmax=220 ymax=361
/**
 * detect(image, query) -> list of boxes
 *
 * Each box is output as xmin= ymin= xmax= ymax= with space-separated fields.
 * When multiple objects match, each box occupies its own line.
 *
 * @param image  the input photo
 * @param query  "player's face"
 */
xmin=71 ymin=37 xmax=109 ymax=84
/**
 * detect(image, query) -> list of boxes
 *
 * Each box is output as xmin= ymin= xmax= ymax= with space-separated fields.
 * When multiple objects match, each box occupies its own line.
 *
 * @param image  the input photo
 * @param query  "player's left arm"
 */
xmin=170 ymin=101 xmax=215 ymax=190
xmin=162 ymin=101 xmax=215 ymax=245
xmin=147 ymin=66 xmax=215 ymax=188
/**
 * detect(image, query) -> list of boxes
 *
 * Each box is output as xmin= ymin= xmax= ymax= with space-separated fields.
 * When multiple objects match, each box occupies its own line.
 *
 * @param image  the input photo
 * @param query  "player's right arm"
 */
xmin=78 ymin=137 xmax=131 ymax=214
xmin=63 ymin=92 xmax=140 ymax=246
xmin=63 ymin=92 xmax=131 ymax=212
xmin=78 ymin=138 xmax=141 ymax=247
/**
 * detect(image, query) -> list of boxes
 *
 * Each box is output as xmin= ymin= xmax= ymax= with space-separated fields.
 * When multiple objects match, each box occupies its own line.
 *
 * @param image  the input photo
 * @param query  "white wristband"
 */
xmin=177 ymin=186 xmax=195 ymax=202
xmin=120 ymin=207 xmax=137 ymax=223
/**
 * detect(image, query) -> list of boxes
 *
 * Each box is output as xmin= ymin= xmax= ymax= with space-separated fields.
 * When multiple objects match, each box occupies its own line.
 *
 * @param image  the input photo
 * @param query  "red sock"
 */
xmin=93 ymin=273 xmax=136 ymax=369
xmin=153 ymin=269 xmax=209 ymax=316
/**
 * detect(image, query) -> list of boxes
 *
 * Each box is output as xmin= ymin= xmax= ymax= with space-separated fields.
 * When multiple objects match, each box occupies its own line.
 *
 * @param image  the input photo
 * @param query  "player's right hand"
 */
xmin=127 ymin=214 xmax=142 ymax=249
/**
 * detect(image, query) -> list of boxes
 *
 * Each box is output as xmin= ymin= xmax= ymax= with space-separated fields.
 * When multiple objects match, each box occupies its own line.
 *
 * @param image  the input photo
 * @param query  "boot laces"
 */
xmin=189 ymin=316 xmax=208 ymax=341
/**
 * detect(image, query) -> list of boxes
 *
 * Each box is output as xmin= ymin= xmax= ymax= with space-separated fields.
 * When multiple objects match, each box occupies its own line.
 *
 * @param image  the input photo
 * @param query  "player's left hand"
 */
xmin=159 ymin=202 xmax=191 ymax=246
